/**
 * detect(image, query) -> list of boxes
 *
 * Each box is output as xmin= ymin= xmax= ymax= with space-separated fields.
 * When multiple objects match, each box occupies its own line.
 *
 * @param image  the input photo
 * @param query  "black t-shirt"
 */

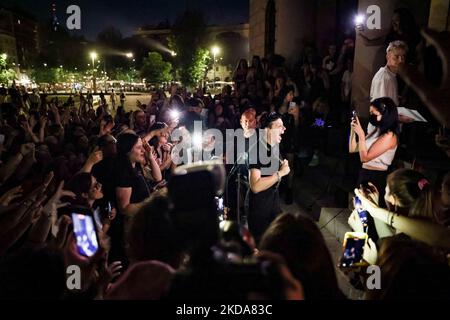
xmin=247 ymin=134 xmax=282 ymax=228
xmin=114 ymin=162 xmax=150 ymax=204
xmin=248 ymin=135 xmax=280 ymax=178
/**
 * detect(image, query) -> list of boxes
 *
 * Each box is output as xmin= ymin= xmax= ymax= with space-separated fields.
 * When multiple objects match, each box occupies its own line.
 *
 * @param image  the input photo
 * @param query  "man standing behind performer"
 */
xmin=230 ymin=108 xmax=257 ymax=224
xmin=241 ymin=108 xmax=257 ymax=155
xmin=247 ymin=112 xmax=290 ymax=244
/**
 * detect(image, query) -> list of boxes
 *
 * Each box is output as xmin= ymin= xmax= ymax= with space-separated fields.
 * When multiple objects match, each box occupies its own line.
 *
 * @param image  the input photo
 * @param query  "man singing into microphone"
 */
xmin=247 ymin=112 xmax=290 ymax=244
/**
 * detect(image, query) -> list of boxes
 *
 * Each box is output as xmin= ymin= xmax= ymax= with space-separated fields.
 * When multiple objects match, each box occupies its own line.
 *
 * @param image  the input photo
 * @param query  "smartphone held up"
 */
xmin=71 ymin=210 xmax=99 ymax=257
xmin=339 ymin=232 xmax=368 ymax=268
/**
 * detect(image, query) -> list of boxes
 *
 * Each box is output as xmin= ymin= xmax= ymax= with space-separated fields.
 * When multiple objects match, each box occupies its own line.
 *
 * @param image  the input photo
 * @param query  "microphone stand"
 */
xmin=226 ymin=151 xmax=247 ymax=225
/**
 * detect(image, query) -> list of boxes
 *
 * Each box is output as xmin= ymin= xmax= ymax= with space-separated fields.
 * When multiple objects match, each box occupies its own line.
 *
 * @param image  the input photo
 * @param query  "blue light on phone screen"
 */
xmin=72 ymin=213 xmax=99 ymax=257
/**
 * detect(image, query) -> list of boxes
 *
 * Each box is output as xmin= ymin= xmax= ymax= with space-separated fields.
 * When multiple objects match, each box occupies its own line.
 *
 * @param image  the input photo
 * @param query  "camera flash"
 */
xmin=354 ymin=14 xmax=365 ymax=25
xmin=170 ymin=110 xmax=180 ymax=119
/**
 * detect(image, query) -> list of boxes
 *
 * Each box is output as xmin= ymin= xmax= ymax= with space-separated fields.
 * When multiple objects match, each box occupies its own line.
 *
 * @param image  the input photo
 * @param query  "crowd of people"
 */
xmin=0 ymin=7 xmax=449 ymax=300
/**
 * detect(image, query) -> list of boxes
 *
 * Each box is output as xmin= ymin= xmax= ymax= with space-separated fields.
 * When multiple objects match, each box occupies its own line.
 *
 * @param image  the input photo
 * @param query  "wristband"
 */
xmin=386 ymin=211 xmax=392 ymax=225
xmin=389 ymin=213 xmax=395 ymax=227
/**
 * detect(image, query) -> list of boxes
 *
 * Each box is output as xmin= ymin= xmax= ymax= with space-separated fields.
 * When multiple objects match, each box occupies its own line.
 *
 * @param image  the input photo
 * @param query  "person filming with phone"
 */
xmin=350 ymin=97 xmax=399 ymax=205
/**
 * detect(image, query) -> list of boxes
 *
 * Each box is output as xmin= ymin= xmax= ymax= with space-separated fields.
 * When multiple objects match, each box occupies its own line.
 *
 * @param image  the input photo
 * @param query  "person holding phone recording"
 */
xmin=353 ymin=169 xmax=450 ymax=249
xmin=65 ymin=172 xmax=116 ymax=232
xmin=350 ymin=97 xmax=399 ymax=206
xmin=350 ymin=97 xmax=399 ymax=240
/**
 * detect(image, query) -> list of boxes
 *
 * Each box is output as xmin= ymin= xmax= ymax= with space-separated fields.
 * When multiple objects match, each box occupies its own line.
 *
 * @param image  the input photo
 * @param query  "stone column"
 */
xmin=352 ymin=0 xmax=396 ymax=118
xmin=352 ymin=0 xmax=434 ymax=118
xmin=249 ymin=0 xmax=268 ymax=59
xmin=275 ymin=0 xmax=316 ymax=68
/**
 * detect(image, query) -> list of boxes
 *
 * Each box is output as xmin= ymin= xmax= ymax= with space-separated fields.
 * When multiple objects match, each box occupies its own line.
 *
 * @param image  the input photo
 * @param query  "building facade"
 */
xmin=0 ymin=7 xmax=40 ymax=69
xmin=249 ymin=0 xmax=448 ymax=115
xmin=134 ymin=23 xmax=249 ymax=67
xmin=250 ymin=0 xmax=358 ymax=68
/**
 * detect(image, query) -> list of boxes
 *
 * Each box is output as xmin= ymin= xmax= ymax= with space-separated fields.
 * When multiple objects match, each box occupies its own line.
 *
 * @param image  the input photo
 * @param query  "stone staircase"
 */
xmin=291 ymin=151 xmax=365 ymax=299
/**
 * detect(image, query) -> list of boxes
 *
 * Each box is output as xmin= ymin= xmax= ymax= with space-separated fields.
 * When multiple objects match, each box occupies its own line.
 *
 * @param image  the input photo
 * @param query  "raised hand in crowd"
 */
xmin=20 ymin=116 xmax=40 ymax=144
xmin=26 ymin=191 xmax=70 ymax=249
xmin=0 ymin=185 xmax=23 ymax=207
xmin=99 ymin=119 xmax=115 ymax=136
xmin=95 ymin=256 xmax=123 ymax=300
xmin=142 ymin=139 xmax=163 ymax=181
xmin=80 ymin=149 xmax=103 ymax=173
xmin=0 ymin=184 xmax=47 ymax=256
xmin=39 ymin=115 xmax=47 ymax=142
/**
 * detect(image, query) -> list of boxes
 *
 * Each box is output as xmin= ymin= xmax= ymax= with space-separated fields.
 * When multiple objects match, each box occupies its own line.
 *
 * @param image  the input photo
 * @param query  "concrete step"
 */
xmin=311 ymin=196 xmax=336 ymax=221
xmin=293 ymin=181 xmax=324 ymax=211
xmin=317 ymin=207 xmax=352 ymax=243
xmin=301 ymin=166 xmax=333 ymax=190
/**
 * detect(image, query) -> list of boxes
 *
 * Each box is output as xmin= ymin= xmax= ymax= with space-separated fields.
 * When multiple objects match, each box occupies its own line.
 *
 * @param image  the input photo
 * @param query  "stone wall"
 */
xmin=249 ymin=0 xmax=268 ymax=59
xmin=352 ymin=0 xmax=432 ymax=117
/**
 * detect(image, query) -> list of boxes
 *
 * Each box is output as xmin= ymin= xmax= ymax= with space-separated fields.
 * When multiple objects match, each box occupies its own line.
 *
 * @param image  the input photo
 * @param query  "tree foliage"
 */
xmin=168 ymin=10 xmax=210 ymax=87
xmin=0 ymin=55 xmax=16 ymax=85
xmin=140 ymin=52 xmax=172 ymax=85
xmin=30 ymin=67 xmax=83 ymax=84
xmin=111 ymin=67 xmax=140 ymax=83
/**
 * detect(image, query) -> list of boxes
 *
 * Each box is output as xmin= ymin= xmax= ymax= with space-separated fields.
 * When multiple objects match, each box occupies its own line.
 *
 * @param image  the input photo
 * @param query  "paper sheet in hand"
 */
xmin=397 ymin=107 xmax=428 ymax=122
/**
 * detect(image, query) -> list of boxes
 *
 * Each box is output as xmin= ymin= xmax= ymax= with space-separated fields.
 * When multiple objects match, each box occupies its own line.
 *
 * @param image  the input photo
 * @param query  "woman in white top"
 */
xmin=350 ymin=97 xmax=399 ymax=208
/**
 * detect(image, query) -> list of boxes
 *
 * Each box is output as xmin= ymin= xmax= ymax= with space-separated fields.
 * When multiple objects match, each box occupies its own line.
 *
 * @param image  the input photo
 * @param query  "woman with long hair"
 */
xmin=350 ymin=97 xmax=399 ymax=206
xmin=260 ymin=213 xmax=345 ymax=299
xmin=114 ymin=132 xmax=161 ymax=216
xmin=353 ymin=169 xmax=450 ymax=248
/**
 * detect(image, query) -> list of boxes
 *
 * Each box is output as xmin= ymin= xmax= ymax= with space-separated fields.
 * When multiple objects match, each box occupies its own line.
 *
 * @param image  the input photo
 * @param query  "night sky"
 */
xmin=2 ymin=0 xmax=249 ymax=40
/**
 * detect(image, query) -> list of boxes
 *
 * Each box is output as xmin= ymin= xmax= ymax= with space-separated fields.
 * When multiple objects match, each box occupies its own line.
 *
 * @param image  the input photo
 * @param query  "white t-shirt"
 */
xmin=370 ymin=66 xmax=398 ymax=106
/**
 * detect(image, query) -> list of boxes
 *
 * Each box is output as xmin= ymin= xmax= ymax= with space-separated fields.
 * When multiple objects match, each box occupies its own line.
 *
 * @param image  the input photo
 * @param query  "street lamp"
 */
xmin=211 ymin=46 xmax=220 ymax=94
xmin=90 ymin=51 xmax=98 ymax=92
xmin=125 ymin=52 xmax=134 ymax=85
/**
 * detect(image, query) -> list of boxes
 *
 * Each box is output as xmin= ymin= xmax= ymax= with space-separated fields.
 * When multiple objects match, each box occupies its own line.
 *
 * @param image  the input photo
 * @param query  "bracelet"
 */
xmin=386 ymin=211 xmax=392 ymax=225
xmin=276 ymin=171 xmax=281 ymax=183
xmin=389 ymin=213 xmax=395 ymax=227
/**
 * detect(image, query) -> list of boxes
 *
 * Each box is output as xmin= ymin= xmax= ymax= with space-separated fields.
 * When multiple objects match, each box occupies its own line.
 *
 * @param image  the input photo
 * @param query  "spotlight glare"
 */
xmin=354 ymin=14 xmax=365 ymax=26
xmin=192 ymin=133 xmax=203 ymax=148
xmin=170 ymin=110 xmax=180 ymax=119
